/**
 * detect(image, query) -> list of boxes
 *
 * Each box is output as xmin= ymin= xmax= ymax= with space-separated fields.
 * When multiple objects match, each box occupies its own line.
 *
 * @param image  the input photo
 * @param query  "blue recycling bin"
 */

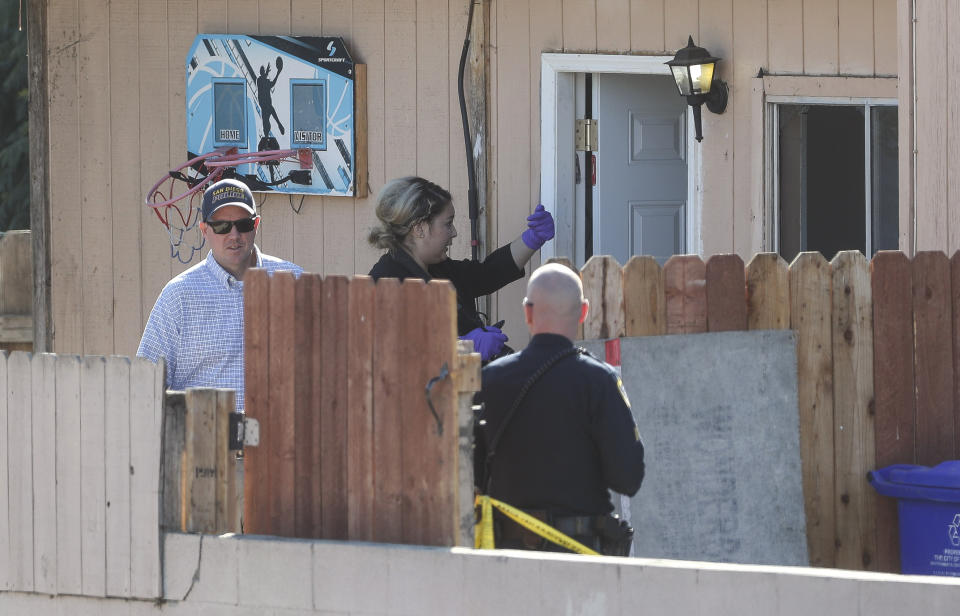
xmin=868 ymin=461 xmax=960 ymax=576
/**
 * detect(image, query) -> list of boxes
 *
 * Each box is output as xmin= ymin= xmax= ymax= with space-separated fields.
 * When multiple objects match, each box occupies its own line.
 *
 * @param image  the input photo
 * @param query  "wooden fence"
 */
xmin=0 ymin=352 xmax=164 ymax=598
xmin=242 ymin=270 xmax=480 ymax=547
xmin=0 ymin=231 xmax=32 ymax=352
xmin=559 ymin=250 xmax=960 ymax=573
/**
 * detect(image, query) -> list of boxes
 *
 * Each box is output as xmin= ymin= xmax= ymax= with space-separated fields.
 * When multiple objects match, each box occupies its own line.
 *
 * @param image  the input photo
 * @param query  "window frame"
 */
xmin=762 ymin=76 xmax=897 ymax=258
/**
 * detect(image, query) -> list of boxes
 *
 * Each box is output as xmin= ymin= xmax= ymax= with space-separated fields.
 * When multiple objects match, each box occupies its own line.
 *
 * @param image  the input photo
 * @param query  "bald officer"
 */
xmin=474 ymin=263 xmax=645 ymax=554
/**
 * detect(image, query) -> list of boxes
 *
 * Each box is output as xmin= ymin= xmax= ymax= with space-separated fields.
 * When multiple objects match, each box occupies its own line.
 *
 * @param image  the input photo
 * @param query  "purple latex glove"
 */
xmin=460 ymin=326 xmax=508 ymax=362
xmin=521 ymin=204 xmax=556 ymax=250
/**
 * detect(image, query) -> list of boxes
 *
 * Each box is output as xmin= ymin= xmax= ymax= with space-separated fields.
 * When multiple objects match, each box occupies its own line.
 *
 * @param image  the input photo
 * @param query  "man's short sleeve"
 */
xmin=137 ymin=285 xmax=182 ymax=389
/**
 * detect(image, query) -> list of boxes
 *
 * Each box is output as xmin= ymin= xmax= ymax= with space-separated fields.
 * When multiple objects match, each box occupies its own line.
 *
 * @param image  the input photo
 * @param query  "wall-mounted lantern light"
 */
xmin=666 ymin=36 xmax=729 ymax=142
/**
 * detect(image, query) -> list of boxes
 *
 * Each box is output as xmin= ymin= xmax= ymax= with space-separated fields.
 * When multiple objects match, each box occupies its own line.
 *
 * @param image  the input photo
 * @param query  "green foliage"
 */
xmin=0 ymin=0 xmax=30 ymax=231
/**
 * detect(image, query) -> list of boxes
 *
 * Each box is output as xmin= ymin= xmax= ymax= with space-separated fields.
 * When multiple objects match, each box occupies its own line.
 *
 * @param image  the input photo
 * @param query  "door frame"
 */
xmin=539 ymin=53 xmax=702 ymax=263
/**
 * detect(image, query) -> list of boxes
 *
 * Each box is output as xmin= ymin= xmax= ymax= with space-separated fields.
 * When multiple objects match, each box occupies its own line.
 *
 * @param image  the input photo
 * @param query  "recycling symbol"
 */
xmin=949 ymin=514 xmax=960 ymax=547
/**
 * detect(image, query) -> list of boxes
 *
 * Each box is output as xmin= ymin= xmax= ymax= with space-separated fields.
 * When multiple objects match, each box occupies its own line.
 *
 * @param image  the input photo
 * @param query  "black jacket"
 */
xmin=474 ymin=333 xmax=645 ymax=516
xmin=368 ymin=245 xmax=524 ymax=335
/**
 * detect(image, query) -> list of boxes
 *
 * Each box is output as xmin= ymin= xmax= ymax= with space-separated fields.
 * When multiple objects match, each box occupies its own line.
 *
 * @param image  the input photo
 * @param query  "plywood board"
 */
xmin=31 ymin=354 xmax=57 ymax=594
xmin=746 ymin=253 xmax=789 ymax=329
xmin=664 ymin=255 xmax=706 ymax=334
xmin=584 ymin=330 xmax=807 ymax=565
xmin=623 ymin=256 xmax=666 ymax=337
xmin=911 ymin=252 xmax=954 ymax=465
xmin=104 ymin=356 xmax=131 ymax=597
xmin=789 ymin=252 xmax=835 ymax=568
xmin=705 ymin=254 xmax=746 ymax=332
xmin=54 ymin=355 xmax=82 ymax=594
xmin=830 ymin=251 xmax=877 ymax=571
xmin=870 ymin=250 xmax=914 ymax=573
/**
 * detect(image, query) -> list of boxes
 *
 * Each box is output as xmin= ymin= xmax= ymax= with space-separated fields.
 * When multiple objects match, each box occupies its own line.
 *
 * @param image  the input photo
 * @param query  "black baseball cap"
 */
xmin=201 ymin=179 xmax=257 ymax=221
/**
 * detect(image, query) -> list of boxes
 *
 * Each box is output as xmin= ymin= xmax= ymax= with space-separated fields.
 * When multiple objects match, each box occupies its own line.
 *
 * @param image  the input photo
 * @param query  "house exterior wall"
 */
xmin=42 ymin=0 xmax=898 ymax=355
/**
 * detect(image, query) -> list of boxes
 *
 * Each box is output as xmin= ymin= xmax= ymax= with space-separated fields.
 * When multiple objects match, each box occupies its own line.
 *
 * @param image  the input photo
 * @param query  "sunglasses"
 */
xmin=206 ymin=217 xmax=258 ymax=234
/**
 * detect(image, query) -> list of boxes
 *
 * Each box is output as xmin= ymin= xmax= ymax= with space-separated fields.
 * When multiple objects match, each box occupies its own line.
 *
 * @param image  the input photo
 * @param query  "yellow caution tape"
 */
xmin=474 ymin=494 xmax=599 ymax=555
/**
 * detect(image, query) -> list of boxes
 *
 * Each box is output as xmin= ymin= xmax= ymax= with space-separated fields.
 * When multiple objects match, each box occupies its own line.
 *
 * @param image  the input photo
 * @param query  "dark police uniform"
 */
xmin=474 ymin=333 xmax=645 ymax=552
xmin=368 ymin=245 xmax=523 ymax=335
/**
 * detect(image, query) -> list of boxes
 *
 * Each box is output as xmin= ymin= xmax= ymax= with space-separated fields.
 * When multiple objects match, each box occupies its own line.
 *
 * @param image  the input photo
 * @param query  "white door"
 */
xmin=594 ymin=73 xmax=688 ymax=265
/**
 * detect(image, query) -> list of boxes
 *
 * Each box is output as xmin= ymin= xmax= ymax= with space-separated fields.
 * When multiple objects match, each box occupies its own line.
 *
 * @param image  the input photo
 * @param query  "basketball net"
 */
xmin=145 ymin=147 xmax=312 ymax=263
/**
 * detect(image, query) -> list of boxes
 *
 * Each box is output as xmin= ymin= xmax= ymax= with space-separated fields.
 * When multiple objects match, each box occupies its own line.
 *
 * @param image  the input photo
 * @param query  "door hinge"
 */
xmin=228 ymin=413 xmax=260 ymax=450
xmin=575 ymin=118 xmax=598 ymax=152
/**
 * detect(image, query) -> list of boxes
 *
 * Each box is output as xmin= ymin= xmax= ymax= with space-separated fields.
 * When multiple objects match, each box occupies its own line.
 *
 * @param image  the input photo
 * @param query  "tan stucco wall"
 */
xmin=43 ymin=0 xmax=898 ymax=355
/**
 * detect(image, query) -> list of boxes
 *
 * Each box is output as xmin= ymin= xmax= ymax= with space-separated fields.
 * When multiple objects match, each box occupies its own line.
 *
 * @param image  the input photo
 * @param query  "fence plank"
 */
xmin=54 ymin=355 xmax=82 ymax=594
xmin=423 ymin=281 xmax=458 ymax=545
xmin=456 ymin=342 xmax=481 ymax=546
xmin=321 ymin=276 xmax=350 ymax=540
xmin=31 ymin=354 xmax=56 ymax=594
xmin=160 ymin=391 xmax=186 ymax=532
xmin=243 ymin=269 xmax=270 ymax=534
xmin=871 ymin=251 xmax=915 ymax=573
xmin=831 ymin=251 xmax=877 ymax=571
xmin=8 ymin=352 xmax=33 ymax=591
xmin=214 ymin=389 xmax=238 ymax=534
xmin=0 ymin=231 xmax=33 ymax=315
xmin=746 ymin=253 xmax=790 ymax=330
xmin=789 ymin=252 xmax=835 ymax=568
xmin=104 ymin=356 xmax=131 ymax=597
xmin=373 ymin=278 xmax=404 ymax=543
xmin=80 ymin=356 xmax=106 ymax=595
xmin=954 ymin=252 xmax=960 ymax=459
xmin=347 ymin=276 xmax=375 ymax=540
xmin=706 ymin=254 xmax=747 ymax=332
xmin=664 ymin=255 xmax=707 ymax=334
xmin=582 ymin=255 xmax=625 ymax=339
xmin=623 ymin=256 xmax=666 ymax=337
xmin=310 ymin=274 xmax=325 ymax=535
xmin=268 ymin=271 xmax=297 ymax=537
xmin=0 ymin=352 xmax=8 ymax=590
xmin=293 ymin=274 xmax=316 ymax=538
xmin=130 ymin=356 xmax=162 ymax=598
xmin=912 ymin=251 xmax=954 ymax=466
xmin=185 ymin=389 xmax=217 ymax=533
xmin=401 ymin=279 xmax=431 ymax=544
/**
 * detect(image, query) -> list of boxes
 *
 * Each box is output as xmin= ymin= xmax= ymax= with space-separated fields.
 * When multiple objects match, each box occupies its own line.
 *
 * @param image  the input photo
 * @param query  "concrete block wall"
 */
xmin=3 ymin=533 xmax=960 ymax=615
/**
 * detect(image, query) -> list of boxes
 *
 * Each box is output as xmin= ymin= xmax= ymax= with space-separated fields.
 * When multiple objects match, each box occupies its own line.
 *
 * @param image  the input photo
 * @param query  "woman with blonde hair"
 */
xmin=368 ymin=176 xmax=554 ymax=360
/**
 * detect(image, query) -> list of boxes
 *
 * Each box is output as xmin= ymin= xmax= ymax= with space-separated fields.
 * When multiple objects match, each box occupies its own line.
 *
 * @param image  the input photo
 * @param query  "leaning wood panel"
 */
xmin=623 ymin=256 xmax=666 ymax=337
xmin=0 ymin=352 xmax=8 ymax=589
xmin=831 ymin=251 xmax=877 ymax=571
xmin=242 ymin=269 xmax=270 ymax=535
xmin=372 ymin=278 xmax=404 ymax=543
xmin=104 ymin=357 xmax=132 ymax=597
xmin=54 ymin=355 xmax=82 ymax=594
xmin=347 ymin=276 xmax=376 ymax=540
xmin=746 ymin=253 xmax=790 ymax=330
xmin=664 ymin=255 xmax=707 ymax=334
xmin=268 ymin=272 xmax=297 ymax=537
xmin=870 ymin=250 xmax=914 ymax=573
xmin=912 ymin=251 xmax=954 ymax=465
xmin=293 ymin=274 xmax=316 ymax=538
xmin=705 ymin=254 xmax=747 ymax=332
xmin=789 ymin=253 xmax=835 ymax=568
xmin=320 ymin=276 xmax=350 ymax=540
xmin=31 ymin=354 xmax=57 ymax=594
xmin=8 ymin=352 xmax=33 ymax=591
xmin=129 ymin=357 xmax=162 ymax=599
xmin=582 ymin=256 xmax=626 ymax=340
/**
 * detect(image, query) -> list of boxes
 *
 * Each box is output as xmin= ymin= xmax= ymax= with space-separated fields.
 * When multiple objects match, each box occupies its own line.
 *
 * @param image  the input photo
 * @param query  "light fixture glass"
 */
xmin=666 ymin=36 xmax=728 ymax=142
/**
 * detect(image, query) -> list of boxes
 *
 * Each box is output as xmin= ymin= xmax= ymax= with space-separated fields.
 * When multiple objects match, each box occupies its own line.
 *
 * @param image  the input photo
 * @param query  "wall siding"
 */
xmin=44 ymin=0 xmax=900 ymax=354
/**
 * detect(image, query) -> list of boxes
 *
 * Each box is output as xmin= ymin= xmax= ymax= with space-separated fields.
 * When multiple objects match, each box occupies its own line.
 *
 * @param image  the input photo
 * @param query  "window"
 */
xmin=773 ymin=102 xmax=898 ymax=262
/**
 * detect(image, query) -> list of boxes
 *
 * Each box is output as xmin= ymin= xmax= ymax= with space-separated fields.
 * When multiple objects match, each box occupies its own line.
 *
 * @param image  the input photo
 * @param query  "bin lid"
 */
xmin=869 ymin=461 xmax=960 ymax=502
